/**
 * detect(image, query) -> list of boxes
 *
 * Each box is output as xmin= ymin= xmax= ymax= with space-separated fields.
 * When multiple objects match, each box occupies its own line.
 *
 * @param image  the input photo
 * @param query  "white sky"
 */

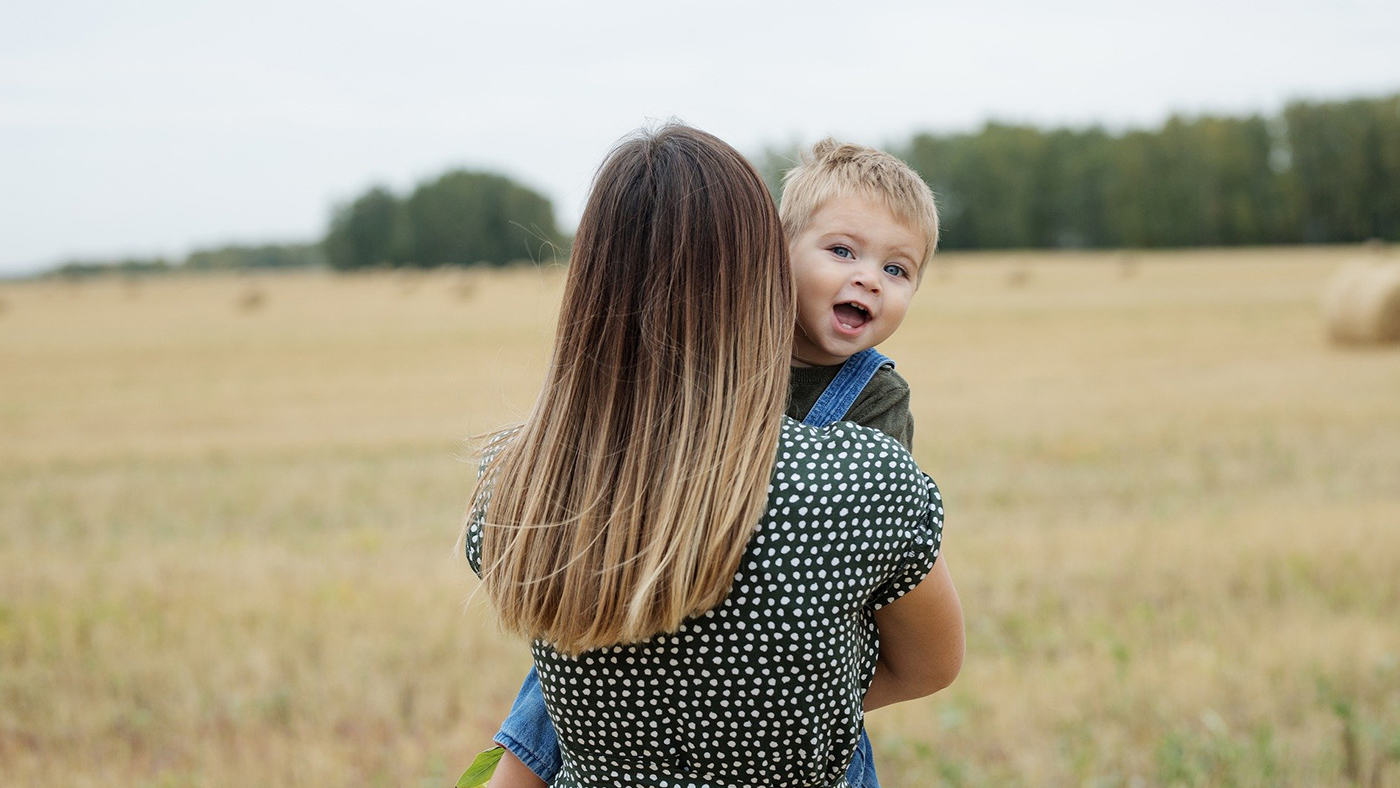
xmin=2 ymin=0 xmax=1398 ymax=275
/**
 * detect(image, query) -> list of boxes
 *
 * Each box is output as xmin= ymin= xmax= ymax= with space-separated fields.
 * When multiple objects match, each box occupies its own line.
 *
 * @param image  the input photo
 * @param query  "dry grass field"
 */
xmin=2 ymin=247 xmax=1398 ymax=788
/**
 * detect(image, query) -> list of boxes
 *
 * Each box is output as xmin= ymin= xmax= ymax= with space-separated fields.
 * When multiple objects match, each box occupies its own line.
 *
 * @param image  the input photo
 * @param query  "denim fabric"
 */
xmin=497 ymin=348 xmax=894 ymax=787
xmin=494 ymin=667 xmax=562 ymax=783
xmin=848 ymin=729 xmax=882 ymax=788
xmin=800 ymin=348 xmax=895 ymax=429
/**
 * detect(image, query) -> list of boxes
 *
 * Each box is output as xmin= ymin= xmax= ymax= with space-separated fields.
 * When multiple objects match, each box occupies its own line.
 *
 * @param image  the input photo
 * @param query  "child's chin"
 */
xmin=817 ymin=344 xmax=861 ymax=364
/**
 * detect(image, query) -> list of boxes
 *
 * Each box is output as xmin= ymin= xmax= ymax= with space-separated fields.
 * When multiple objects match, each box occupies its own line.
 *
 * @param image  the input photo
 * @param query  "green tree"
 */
xmin=184 ymin=243 xmax=325 ymax=270
xmin=905 ymin=123 xmax=1051 ymax=249
xmin=399 ymin=171 xmax=562 ymax=267
xmin=772 ymin=91 xmax=1398 ymax=251
xmin=753 ymin=143 xmax=803 ymax=203
xmin=1287 ymin=95 xmax=1400 ymax=242
xmin=323 ymin=187 xmax=404 ymax=270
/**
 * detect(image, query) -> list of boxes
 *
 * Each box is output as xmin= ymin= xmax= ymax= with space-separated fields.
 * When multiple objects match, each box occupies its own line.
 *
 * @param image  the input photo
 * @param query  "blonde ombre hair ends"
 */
xmin=467 ymin=124 xmax=793 ymax=655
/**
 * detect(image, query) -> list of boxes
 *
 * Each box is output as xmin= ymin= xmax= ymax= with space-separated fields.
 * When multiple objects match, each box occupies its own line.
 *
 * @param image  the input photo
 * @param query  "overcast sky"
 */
xmin=2 ymin=0 xmax=1398 ymax=275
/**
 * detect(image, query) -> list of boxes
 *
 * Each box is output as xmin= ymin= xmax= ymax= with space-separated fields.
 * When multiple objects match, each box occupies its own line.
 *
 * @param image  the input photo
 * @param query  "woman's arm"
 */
xmin=864 ymin=556 xmax=964 ymax=712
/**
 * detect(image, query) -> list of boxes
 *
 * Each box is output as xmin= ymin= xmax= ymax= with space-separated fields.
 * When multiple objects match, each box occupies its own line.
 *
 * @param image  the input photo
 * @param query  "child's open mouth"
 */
xmin=833 ymin=302 xmax=871 ymax=333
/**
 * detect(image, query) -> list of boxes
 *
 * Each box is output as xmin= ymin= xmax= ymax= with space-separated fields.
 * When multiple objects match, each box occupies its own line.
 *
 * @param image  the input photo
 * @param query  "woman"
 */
xmin=464 ymin=124 xmax=962 ymax=787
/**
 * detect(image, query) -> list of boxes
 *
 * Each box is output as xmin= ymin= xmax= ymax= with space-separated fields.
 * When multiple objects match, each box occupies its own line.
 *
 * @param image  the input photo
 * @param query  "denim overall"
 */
xmin=496 ymin=348 xmax=894 ymax=787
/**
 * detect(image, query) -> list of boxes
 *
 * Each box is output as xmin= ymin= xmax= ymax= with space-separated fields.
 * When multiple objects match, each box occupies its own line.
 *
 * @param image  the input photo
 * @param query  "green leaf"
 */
xmin=456 ymin=746 xmax=505 ymax=788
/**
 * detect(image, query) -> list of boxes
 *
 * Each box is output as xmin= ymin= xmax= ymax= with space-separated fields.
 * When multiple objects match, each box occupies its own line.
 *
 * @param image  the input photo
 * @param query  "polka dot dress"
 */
xmin=466 ymin=418 xmax=943 ymax=788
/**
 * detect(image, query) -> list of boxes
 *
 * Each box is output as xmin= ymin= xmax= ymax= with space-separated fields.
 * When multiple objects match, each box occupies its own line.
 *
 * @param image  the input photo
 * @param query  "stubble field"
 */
xmin=2 ymin=247 xmax=1398 ymax=788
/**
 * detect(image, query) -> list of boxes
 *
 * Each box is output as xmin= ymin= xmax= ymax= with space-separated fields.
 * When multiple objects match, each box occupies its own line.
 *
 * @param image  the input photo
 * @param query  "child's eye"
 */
xmin=883 ymin=263 xmax=907 ymax=278
xmin=831 ymin=245 xmax=854 ymax=259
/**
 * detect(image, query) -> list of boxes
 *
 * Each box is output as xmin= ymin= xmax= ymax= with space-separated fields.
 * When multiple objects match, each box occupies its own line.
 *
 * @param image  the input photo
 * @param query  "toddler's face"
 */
xmin=789 ymin=195 xmax=923 ymax=367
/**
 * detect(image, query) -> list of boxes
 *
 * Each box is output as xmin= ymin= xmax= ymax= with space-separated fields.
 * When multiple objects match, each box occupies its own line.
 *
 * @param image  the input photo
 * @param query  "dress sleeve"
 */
xmin=463 ymin=462 xmax=489 ymax=579
xmin=869 ymin=472 xmax=944 ymax=609
xmin=463 ymin=431 xmax=514 ymax=578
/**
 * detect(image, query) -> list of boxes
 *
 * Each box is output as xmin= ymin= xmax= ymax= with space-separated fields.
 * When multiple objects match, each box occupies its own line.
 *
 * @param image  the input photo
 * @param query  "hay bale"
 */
xmin=1323 ymin=262 xmax=1400 ymax=345
xmin=236 ymin=285 xmax=267 ymax=312
xmin=1117 ymin=253 xmax=1139 ymax=279
xmin=394 ymin=268 xmax=422 ymax=295
xmin=448 ymin=271 xmax=478 ymax=301
xmin=1005 ymin=265 xmax=1030 ymax=289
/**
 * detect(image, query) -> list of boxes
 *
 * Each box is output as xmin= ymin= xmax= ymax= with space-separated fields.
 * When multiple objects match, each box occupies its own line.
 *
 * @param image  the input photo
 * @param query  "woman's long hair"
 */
xmin=469 ymin=124 xmax=793 ymax=655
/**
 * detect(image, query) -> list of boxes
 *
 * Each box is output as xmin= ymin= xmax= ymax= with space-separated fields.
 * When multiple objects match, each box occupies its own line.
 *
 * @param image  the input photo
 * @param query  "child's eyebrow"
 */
xmin=820 ymin=230 xmax=868 ymax=246
xmin=888 ymin=245 xmax=920 ymax=263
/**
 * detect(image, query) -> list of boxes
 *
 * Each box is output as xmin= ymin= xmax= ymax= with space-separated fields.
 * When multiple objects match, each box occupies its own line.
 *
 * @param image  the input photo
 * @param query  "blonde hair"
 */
xmin=779 ymin=139 xmax=939 ymax=272
xmin=466 ymin=124 xmax=793 ymax=655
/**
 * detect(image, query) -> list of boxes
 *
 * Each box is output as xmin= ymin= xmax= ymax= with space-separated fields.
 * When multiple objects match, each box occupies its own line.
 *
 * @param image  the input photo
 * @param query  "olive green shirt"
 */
xmin=786 ymin=363 xmax=915 ymax=450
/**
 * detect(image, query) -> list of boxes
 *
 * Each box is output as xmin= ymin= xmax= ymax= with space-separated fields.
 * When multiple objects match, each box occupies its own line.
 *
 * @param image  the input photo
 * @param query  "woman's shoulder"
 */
xmin=774 ymin=416 xmax=939 ymax=515
xmin=462 ymin=426 xmax=522 ymax=577
xmin=479 ymin=425 xmax=522 ymax=468
xmin=776 ymin=415 xmax=919 ymax=473
xmin=769 ymin=416 xmax=944 ymax=607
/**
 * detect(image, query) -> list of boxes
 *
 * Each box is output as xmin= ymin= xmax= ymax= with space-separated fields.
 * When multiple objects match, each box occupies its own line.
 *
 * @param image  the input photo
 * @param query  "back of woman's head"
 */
xmin=473 ymin=123 xmax=793 ymax=655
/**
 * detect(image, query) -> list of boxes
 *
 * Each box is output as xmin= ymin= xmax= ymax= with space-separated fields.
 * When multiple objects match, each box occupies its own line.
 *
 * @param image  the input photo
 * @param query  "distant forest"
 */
xmin=917 ymin=92 xmax=1400 ymax=248
xmin=758 ymin=92 xmax=1399 ymax=251
xmin=50 ymin=243 xmax=326 ymax=277
xmin=48 ymin=91 xmax=1400 ymax=276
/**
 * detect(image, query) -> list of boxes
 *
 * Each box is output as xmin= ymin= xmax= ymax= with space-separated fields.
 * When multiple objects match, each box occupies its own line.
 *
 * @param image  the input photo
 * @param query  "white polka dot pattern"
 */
xmin=465 ymin=417 xmax=943 ymax=788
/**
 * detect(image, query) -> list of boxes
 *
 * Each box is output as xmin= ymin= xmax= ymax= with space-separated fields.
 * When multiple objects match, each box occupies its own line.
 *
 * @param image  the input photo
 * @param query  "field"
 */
xmin=2 ymin=247 xmax=1399 ymax=788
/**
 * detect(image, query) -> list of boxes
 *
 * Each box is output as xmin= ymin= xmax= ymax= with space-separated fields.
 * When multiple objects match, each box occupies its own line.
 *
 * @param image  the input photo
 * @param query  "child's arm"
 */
xmin=490 ymin=750 xmax=547 ymax=788
xmin=488 ymin=667 xmax=562 ymax=786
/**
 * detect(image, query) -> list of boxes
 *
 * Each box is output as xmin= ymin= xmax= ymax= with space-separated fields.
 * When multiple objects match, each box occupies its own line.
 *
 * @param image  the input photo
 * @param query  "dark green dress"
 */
xmin=465 ymin=418 xmax=943 ymax=787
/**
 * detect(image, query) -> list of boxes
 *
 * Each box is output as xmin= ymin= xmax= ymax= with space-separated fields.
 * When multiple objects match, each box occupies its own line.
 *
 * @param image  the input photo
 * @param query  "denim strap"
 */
xmin=801 ymin=348 xmax=895 ymax=428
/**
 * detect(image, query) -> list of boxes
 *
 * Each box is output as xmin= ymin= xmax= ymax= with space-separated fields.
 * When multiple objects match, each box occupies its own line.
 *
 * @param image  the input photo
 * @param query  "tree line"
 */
xmin=47 ymin=171 xmax=565 ymax=277
xmin=759 ymin=92 xmax=1399 ymax=250
xmin=50 ymin=243 xmax=325 ymax=278
xmin=323 ymin=171 xmax=565 ymax=270
xmin=45 ymin=91 xmax=1398 ymax=276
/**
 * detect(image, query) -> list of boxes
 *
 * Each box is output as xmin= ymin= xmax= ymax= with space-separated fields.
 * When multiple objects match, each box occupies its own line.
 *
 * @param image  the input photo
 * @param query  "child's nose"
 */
xmin=851 ymin=268 xmax=881 ymax=293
